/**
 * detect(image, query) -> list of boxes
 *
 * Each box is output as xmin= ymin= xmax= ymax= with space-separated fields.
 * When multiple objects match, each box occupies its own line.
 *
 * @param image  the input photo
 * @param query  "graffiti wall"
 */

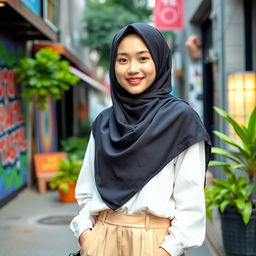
xmin=35 ymin=96 xmax=58 ymax=153
xmin=0 ymin=35 xmax=27 ymax=202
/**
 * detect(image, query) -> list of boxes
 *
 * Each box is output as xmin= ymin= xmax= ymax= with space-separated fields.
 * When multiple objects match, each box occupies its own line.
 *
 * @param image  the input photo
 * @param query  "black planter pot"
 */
xmin=220 ymin=208 xmax=256 ymax=256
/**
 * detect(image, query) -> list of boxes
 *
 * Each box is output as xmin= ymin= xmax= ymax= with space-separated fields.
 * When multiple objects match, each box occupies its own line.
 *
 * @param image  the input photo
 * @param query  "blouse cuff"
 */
xmin=160 ymin=235 xmax=184 ymax=256
xmin=70 ymin=214 xmax=94 ymax=238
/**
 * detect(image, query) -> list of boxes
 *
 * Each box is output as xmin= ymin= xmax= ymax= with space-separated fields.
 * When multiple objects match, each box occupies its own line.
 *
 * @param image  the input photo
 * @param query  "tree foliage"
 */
xmin=81 ymin=0 xmax=152 ymax=69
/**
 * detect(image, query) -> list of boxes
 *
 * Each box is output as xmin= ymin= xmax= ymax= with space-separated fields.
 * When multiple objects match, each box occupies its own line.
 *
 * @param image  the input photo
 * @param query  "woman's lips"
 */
xmin=126 ymin=77 xmax=144 ymax=85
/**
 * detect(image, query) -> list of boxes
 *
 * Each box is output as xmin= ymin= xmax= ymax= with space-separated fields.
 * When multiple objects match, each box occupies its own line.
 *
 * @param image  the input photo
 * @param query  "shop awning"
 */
xmin=33 ymin=42 xmax=82 ymax=69
xmin=0 ymin=0 xmax=57 ymax=41
xmin=70 ymin=66 xmax=107 ymax=93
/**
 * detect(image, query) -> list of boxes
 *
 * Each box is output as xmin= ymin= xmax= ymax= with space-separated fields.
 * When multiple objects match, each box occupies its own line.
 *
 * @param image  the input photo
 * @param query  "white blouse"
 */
xmin=70 ymin=133 xmax=206 ymax=256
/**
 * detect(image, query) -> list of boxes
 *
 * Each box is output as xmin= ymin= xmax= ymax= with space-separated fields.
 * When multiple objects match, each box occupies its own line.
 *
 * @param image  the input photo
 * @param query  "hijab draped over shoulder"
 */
xmin=92 ymin=23 xmax=211 ymax=210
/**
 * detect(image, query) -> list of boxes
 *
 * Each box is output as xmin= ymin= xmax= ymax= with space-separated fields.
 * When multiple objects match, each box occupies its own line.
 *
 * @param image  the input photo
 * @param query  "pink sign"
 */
xmin=154 ymin=0 xmax=184 ymax=31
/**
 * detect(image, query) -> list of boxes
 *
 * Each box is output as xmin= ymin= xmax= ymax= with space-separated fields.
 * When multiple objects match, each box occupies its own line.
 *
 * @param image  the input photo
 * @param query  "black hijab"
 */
xmin=92 ymin=23 xmax=211 ymax=210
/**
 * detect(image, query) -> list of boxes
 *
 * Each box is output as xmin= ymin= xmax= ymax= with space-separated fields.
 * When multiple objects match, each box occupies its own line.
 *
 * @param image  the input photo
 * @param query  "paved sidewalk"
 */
xmin=0 ymin=189 xmax=79 ymax=256
xmin=0 ymin=189 xmax=216 ymax=256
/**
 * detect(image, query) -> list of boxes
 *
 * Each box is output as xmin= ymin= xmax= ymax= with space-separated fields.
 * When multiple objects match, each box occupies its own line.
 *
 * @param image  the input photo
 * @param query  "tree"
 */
xmin=81 ymin=0 xmax=152 ymax=69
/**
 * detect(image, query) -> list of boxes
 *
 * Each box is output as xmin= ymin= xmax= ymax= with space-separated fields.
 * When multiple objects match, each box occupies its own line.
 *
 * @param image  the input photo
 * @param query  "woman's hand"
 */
xmin=79 ymin=229 xmax=92 ymax=246
xmin=158 ymin=248 xmax=171 ymax=256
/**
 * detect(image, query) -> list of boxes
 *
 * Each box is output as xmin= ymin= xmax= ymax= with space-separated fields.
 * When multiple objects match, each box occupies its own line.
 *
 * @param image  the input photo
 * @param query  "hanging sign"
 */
xmin=154 ymin=0 xmax=184 ymax=31
xmin=21 ymin=0 xmax=41 ymax=16
xmin=34 ymin=152 xmax=67 ymax=176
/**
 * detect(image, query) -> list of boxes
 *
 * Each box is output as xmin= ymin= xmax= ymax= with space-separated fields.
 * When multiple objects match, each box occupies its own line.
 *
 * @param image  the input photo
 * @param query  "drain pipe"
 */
xmin=220 ymin=0 xmax=226 ymax=134
xmin=244 ymin=0 xmax=252 ymax=71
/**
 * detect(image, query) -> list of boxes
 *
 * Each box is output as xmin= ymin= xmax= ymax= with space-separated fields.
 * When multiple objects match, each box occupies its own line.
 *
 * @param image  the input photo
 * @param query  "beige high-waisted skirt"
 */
xmin=80 ymin=210 xmax=181 ymax=256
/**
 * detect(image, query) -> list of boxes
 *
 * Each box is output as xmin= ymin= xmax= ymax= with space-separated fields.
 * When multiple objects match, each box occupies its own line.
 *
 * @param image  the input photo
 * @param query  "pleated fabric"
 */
xmin=80 ymin=211 xmax=184 ymax=256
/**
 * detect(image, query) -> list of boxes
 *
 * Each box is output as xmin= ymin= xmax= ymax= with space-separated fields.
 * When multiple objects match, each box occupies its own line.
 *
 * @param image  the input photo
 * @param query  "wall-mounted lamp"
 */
xmin=0 ymin=0 xmax=8 ymax=7
xmin=227 ymin=72 xmax=256 ymax=126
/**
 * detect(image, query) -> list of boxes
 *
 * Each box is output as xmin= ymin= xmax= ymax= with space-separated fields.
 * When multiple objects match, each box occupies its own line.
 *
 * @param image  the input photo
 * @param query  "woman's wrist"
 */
xmin=158 ymin=247 xmax=171 ymax=256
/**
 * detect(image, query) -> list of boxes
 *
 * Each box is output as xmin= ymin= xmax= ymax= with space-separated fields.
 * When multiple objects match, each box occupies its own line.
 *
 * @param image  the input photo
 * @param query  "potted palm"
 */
xmin=205 ymin=106 xmax=256 ymax=256
xmin=49 ymin=155 xmax=82 ymax=203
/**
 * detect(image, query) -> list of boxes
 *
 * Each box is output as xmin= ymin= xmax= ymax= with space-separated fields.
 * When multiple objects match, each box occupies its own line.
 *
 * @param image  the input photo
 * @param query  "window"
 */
xmin=43 ymin=0 xmax=60 ymax=31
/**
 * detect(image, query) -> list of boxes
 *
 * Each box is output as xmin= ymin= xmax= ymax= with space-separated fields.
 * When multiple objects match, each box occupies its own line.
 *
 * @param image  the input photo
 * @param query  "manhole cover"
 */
xmin=36 ymin=215 xmax=75 ymax=225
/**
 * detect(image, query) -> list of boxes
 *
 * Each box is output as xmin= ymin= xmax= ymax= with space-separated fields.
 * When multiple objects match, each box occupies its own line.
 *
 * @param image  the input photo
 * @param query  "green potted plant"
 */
xmin=15 ymin=47 xmax=79 ymax=110
xmin=205 ymin=106 xmax=256 ymax=256
xmin=60 ymin=136 xmax=89 ymax=160
xmin=49 ymin=155 xmax=82 ymax=203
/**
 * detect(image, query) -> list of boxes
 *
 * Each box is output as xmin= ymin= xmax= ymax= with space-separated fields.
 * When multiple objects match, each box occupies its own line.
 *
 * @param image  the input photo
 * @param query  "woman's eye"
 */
xmin=117 ymin=58 xmax=127 ymax=63
xmin=139 ymin=56 xmax=149 ymax=61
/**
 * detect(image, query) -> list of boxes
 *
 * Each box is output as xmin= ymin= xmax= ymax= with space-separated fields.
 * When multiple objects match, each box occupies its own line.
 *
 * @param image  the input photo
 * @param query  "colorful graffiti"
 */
xmin=36 ymin=96 xmax=58 ymax=153
xmin=0 ymin=42 xmax=23 ymax=68
xmin=0 ymin=36 xmax=27 ymax=201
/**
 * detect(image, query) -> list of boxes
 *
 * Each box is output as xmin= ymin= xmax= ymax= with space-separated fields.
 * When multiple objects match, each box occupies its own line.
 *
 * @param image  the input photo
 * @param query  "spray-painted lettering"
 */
xmin=0 ymin=69 xmax=27 ymax=167
xmin=0 ymin=36 xmax=26 ymax=201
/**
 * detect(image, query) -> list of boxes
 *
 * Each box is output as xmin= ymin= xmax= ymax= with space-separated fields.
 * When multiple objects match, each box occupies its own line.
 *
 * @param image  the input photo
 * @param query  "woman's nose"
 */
xmin=127 ymin=61 xmax=139 ymax=73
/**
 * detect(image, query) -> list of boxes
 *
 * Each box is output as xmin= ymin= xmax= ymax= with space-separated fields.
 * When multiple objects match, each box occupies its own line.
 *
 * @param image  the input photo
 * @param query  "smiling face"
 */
xmin=114 ymin=34 xmax=156 ymax=95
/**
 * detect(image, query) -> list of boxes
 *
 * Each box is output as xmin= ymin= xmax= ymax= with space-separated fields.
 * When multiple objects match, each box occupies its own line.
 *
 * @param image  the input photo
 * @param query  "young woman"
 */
xmin=70 ymin=23 xmax=211 ymax=256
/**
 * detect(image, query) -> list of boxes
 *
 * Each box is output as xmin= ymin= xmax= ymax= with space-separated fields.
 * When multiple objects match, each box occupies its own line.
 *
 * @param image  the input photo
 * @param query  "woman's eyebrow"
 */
xmin=137 ymin=50 xmax=150 ymax=54
xmin=116 ymin=50 xmax=150 ymax=56
xmin=116 ymin=52 xmax=128 ymax=56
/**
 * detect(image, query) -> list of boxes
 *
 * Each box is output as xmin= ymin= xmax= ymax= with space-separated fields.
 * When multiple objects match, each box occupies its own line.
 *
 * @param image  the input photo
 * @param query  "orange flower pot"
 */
xmin=58 ymin=182 xmax=76 ymax=203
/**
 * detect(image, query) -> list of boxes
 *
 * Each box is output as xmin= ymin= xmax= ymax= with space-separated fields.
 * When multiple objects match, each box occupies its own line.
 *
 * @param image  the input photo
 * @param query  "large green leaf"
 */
xmin=214 ymin=107 xmax=250 ymax=146
xmin=243 ymin=184 xmax=255 ymax=197
xmin=242 ymin=202 xmax=252 ymax=224
xmin=212 ymin=178 xmax=230 ymax=188
xmin=230 ymin=163 xmax=246 ymax=170
xmin=206 ymin=202 xmax=220 ymax=222
xmin=208 ymin=160 xmax=231 ymax=168
xmin=220 ymin=200 xmax=230 ymax=212
xmin=247 ymin=107 xmax=256 ymax=142
xmin=213 ymin=130 xmax=250 ymax=156
xmin=234 ymin=198 xmax=245 ymax=211
xmin=215 ymin=189 xmax=229 ymax=201
xmin=236 ymin=176 xmax=246 ymax=187
xmin=211 ymin=147 xmax=241 ymax=164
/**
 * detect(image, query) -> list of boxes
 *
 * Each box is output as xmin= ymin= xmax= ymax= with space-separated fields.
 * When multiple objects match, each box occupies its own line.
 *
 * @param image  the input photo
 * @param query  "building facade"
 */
xmin=173 ymin=0 xmax=256 ymax=174
xmin=0 ymin=0 xmax=58 ymax=206
xmin=0 ymin=0 xmax=109 ymax=207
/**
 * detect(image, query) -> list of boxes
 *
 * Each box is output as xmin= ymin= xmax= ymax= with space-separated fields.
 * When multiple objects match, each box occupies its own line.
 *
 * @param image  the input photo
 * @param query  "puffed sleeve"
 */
xmin=70 ymin=133 xmax=96 ymax=238
xmin=160 ymin=141 xmax=206 ymax=256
